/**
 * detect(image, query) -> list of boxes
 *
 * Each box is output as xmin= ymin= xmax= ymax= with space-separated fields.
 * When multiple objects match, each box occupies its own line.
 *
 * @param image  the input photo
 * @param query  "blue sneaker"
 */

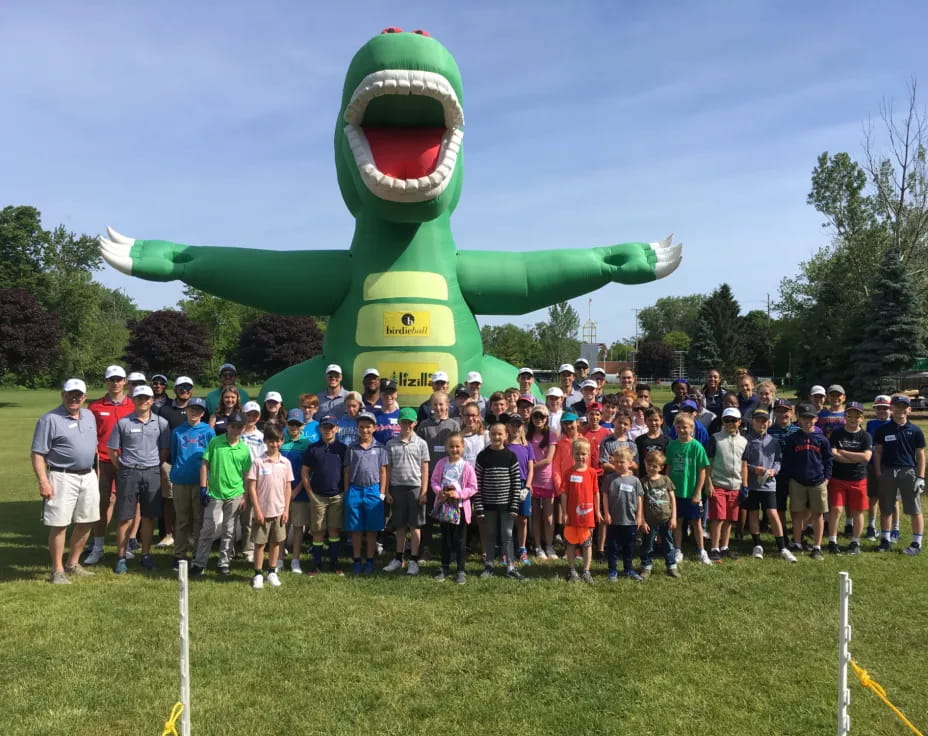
xmin=362 ymin=560 xmax=375 ymax=575
xmin=607 ymin=570 xmax=619 ymax=582
xmin=890 ymin=529 xmax=901 ymax=543
xmin=352 ymin=560 xmax=362 ymax=575
xmin=140 ymin=554 xmax=156 ymax=570
xmin=625 ymin=570 xmax=643 ymax=582
xmin=113 ymin=558 xmax=128 ymax=575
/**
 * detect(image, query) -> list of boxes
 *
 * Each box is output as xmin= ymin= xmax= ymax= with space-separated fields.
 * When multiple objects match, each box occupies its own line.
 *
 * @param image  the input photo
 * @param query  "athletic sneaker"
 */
xmin=865 ymin=526 xmax=876 ymax=540
xmin=275 ymin=559 xmax=284 ymax=572
xmin=625 ymin=570 xmax=643 ymax=582
xmin=49 ymin=570 xmax=71 ymax=584
xmin=155 ymin=535 xmax=174 ymax=549
xmin=847 ymin=541 xmax=861 ymax=555
xmin=362 ymin=560 xmax=375 ymax=575
xmin=667 ymin=565 xmax=681 ymax=578
xmin=252 ymin=573 xmax=264 ymax=590
xmin=890 ymin=529 xmax=901 ymax=543
xmin=640 ymin=566 xmax=652 ymax=579
xmin=83 ymin=546 xmax=104 ymax=566
xmin=608 ymin=569 xmax=619 ymax=582
xmin=810 ymin=548 xmax=824 ymax=561
xmin=535 ymin=547 xmax=547 ymax=561
xmin=506 ymin=568 xmax=525 ymax=581
xmin=267 ymin=571 xmax=282 ymax=587
xmin=217 ymin=564 xmax=231 ymax=576
xmin=788 ymin=541 xmax=803 ymax=553
xmin=480 ymin=566 xmax=494 ymax=579
xmin=843 ymin=522 xmax=853 ymax=538
xmin=903 ymin=543 xmax=922 ymax=556
xmin=127 ymin=539 xmax=140 ymax=559
xmin=721 ymin=549 xmax=739 ymax=560
xmin=455 ymin=571 xmax=466 ymax=585
xmin=406 ymin=560 xmax=420 ymax=576
xmin=580 ymin=570 xmax=594 ymax=585
xmin=433 ymin=569 xmax=447 ymax=582
xmin=244 ymin=550 xmax=254 ymax=563
xmin=827 ymin=541 xmax=841 ymax=555
xmin=674 ymin=549 xmax=684 ymax=565
xmin=329 ymin=560 xmax=344 ymax=576
xmin=140 ymin=554 xmax=156 ymax=570
xmin=545 ymin=548 xmax=559 ymax=560
xmin=189 ymin=565 xmax=204 ymax=577
xmin=64 ymin=563 xmax=94 ymax=577
xmin=383 ymin=558 xmax=403 ymax=573
xmin=752 ymin=545 xmax=764 ymax=559
xmin=877 ymin=539 xmax=891 ymax=552
xmin=566 ymin=568 xmax=580 ymax=583
xmin=290 ymin=559 xmax=303 ymax=574
xmin=113 ymin=558 xmax=128 ymax=574
xmin=780 ymin=547 xmax=798 ymax=563
xmin=707 ymin=549 xmax=721 ymax=563
xmin=352 ymin=560 xmax=362 ymax=575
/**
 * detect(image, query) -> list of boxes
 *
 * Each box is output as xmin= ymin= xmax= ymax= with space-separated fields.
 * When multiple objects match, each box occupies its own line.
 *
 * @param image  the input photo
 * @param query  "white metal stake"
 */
xmin=179 ymin=560 xmax=192 ymax=736
xmin=837 ymin=571 xmax=852 ymax=736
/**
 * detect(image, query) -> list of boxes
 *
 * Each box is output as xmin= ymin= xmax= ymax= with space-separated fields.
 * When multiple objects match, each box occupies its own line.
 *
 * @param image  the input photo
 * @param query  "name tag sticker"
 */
xmin=130 ymin=428 xmax=142 ymax=433
xmin=433 ymin=445 xmax=445 ymax=453
xmin=68 ymin=422 xmax=78 ymax=429
xmin=260 ymin=469 xmax=272 ymax=476
xmin=389 ymin=418 xmax=398 ymax=424
xmin=569 ymin=474 xmax=583 ymax=483
xmin=99 ymin=412 xmax=110 ymax=416
xmin=885 ymin=434 xmax=897 ymax=442
xmin=620 ymin=483 xmax=635 ymax=493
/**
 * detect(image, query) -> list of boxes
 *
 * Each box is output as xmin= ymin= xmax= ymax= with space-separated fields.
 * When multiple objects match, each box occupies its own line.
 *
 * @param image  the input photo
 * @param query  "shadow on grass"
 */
xmin=0 ymin=402 xmax=20 ymax=409
xmin=0 ymin=501 xmax=53 ymax=582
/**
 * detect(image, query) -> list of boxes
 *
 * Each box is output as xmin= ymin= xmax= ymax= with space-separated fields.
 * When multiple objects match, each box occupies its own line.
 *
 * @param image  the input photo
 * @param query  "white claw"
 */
xmin=105 ymin=226 xmax=135 ymax=246
xmin=98 ymin=234 xmax=133 ymax=275
xmin=651 ymin=234 xmax=682 ymax=279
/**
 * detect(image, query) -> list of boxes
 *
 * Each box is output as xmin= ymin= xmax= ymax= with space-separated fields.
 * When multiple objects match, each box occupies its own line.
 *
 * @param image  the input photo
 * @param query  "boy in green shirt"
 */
xmin=192 ymin=411 xmax=253 ymax=576
xmin=665 ymin=413 xmax=712 ymax=565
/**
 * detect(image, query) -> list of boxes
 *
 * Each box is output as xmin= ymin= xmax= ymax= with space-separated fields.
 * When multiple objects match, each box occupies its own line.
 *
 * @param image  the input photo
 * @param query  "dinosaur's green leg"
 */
xmin=259 ymin=355 xmax=332 ymax=407
xmin=476 ymin=354 xmax=545 ymax=402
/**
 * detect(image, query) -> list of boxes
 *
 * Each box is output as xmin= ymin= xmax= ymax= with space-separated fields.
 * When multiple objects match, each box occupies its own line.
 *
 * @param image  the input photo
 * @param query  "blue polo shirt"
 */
xmin=302 ymin=439 xmax=348 ymax=497
xmin=282 ymin=436 xmax=311 ymax=500
xmin=874 ymin=420 xmax=925 ymax=469
xmin=170 ymin=421 xmax=216 ymax=484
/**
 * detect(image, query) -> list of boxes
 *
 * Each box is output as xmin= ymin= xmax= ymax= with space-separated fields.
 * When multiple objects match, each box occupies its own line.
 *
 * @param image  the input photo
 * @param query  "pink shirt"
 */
xmin=246 ymin=452 xmax=294 ymax=518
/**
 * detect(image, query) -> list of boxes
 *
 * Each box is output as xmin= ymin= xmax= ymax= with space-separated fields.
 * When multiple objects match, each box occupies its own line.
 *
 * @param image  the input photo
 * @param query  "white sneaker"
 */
xmin=407 ymin=560 xmax=420 ymax=576
xmin=376 ymin=542 xmax=384 ymax=556
xmin=155 ymin=535 xmax=174 ymax=549
xmin=290 ymin=559 xmax=303 ymax=574
xmin=536 ymin=548 xmax=548 ymax=561
xmin=275 ymin=559 xmax=284 ymax=572
xmin=674 ymin=549 xmax=684 ymax=565
xmin=698 ymin=549 xmax=713 ymax=565
xmin=267 ymin=571 xmax=282 ymax=587
xmin=124 ymin=547 xmax=135 ymax=560
xmin=83 ymin=547 xmax=104 ymax=566
xmin=383 ymin=558 xmax=403 ymax=573
xmin=244 ymin=550 xmax=254 ymax=563
xmin=780 ymin=547 xmax=798 ymax=563
xmin=752 ymin=545 xmax=764 ymax=559
xmin=252 ymin=573 xmax=264 ymax=590
xmin=545 ymin=547 xmax=559 ymax=560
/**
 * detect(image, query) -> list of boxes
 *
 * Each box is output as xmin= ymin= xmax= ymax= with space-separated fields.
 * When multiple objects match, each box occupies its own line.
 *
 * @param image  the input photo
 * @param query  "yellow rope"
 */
xmin=851 ymin=660 xmax=924 ymax=736
xmin=160 ymin=702 xmax=184 ymax=736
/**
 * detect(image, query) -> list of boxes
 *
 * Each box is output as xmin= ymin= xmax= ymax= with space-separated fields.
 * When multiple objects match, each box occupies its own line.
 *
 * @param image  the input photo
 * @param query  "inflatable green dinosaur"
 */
xmin=100 ymin=28 xmax=681 ymax=406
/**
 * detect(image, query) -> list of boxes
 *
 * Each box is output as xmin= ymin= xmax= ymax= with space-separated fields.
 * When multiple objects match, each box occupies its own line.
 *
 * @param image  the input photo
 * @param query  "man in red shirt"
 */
xmin=83 ymin=365 xmax=134 ymax=565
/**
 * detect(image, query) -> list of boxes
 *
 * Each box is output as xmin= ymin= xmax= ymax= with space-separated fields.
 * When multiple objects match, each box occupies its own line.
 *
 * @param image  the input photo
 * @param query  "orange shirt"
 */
xmin=87 ymin=395 xmax=134 ymax=462
xmin=559 ymin=465 xmax=599 ymax=528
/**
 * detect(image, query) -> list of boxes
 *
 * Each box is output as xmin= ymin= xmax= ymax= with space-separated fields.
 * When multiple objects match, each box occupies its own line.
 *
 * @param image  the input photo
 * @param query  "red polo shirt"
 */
xmin=87 ymin=394 xmax=134 ymax=462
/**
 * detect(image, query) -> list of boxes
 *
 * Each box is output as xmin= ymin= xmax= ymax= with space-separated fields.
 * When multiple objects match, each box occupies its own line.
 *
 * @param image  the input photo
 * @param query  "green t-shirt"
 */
xmin=205 ymin=385 xmax=251 ymax=415
xmin=203 ymin=434 xmax=253 ymax=500
xmin=665 ymin=438 xmax=709 ymax=499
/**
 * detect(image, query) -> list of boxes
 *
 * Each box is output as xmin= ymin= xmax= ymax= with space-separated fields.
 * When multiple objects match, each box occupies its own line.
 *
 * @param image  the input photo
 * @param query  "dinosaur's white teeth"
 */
xmin=344 ymin=69 xmax=464 ymax=129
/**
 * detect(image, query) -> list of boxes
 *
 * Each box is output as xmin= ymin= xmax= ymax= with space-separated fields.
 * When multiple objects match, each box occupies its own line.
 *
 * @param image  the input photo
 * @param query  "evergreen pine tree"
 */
xmin=854 ymin=246 xmax=924 ymax=394
xmin=688 ymin=316 xmax=722 ymax=378
xmin=698 ymin=284 xmax=745 ymax=379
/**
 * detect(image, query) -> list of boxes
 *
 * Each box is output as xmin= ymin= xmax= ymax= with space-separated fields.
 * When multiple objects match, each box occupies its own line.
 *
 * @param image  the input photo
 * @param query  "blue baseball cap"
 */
xmin=286 ymin=408 xmax=305 ymax=424
xmin=891 ymin=395 xmax=911 ymax=406
xmin=187 ymin=397 xmax=207 ymax=411
xmin=680 ymin=399 xmax=698 ymax=411
xmin=845 ymin=401 xmax=865 ymax=414
xmin=318 ymin=414 xmax=338 ymax=426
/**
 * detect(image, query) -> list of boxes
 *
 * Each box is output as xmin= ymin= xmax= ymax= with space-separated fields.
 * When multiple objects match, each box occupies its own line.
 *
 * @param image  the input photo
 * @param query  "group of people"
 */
xmin=32 ymin=359 xmax=925 ymax=586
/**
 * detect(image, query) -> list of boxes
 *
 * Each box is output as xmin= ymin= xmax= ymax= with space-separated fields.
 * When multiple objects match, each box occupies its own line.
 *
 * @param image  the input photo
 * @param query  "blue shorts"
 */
xmin=344 ymin=484 xmax=385 ymax=532
xmin=519 ymin=488 xmax=532 ymax=516
xmin=675 ymin=495 xmax=702 ymax=522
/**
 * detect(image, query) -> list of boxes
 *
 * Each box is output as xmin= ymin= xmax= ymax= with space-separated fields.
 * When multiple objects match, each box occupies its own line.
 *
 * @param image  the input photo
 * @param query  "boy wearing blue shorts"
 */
xmin=665 ymin=413 xmax=711 ymax=565
xmin=343 ymin=412 xmax=389 ymax=574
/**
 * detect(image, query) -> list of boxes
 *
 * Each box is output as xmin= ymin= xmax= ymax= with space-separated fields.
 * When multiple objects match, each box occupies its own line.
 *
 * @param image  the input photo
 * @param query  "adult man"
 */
xmin=127 ymin=372 xmax=147 ymax=390
xmin=873 ymin=395 xmax=925 ymax=555
xmin=701 ymin=368 xmax=727 ymax=417
xmin=151 ymin=374 xmax=170 ymax=409
xmin=205 ymin=363 xmax=251 ymax=415
xmin=156 ymin=375 xmax=199 ymax=549
xmin=590 ymin=367 xmax=607 ymax=401
xmin=464 ymin=371 xmax=487 ymax=417
xmin=516 ymin=368 xmax=538 ymax=404
xmin=316 ymin=364 xmax=349 ymax=419
xmin=108 ymin=385 xmax=171 ymax=573
xmin=558 ymin=364 xmax=582 ymax=408
xmin=360 ymin=368 xmax=383 ymax=411
xmin=84 ymin=364 xmax=133 ymax=566
xmin=417 ymin=371 xmax=450 ymax=422
xmin=32 ymin=379 xmax=100 ymax=583
xmin=573 ymin=358 xmax=590 ymax=390
xmin=618 ymin=368 xmax=636 ymax=394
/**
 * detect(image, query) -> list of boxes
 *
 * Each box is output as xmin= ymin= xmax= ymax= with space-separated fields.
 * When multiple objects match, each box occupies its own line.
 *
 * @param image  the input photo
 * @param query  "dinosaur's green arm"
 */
xmin=457 ymin=238 xmax=681 ymax=315
xmin=99 ymin=228 xmax=351 ymax=316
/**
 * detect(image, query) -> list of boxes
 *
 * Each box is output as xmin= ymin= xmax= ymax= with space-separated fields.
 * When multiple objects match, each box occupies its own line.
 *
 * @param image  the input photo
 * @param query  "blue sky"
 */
xmin=2 ymin=1 xmax=926 ymax=345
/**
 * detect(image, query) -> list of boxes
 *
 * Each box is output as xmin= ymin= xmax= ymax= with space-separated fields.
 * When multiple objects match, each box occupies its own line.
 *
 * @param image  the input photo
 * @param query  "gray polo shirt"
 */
xmin=385 ymin=434 xmax=429 ymax=486
xmin=346 ymin=442 xmax=389 ymax=487
xmin=108 ymin=413 xmax=170 ymax=467
xmin=317 ymin=388 xmax=348 ymax=419
xmin=32 ymin=406 xmax=98 ymax=470
xmin=416 ymin=417 xmax=461 ymax=465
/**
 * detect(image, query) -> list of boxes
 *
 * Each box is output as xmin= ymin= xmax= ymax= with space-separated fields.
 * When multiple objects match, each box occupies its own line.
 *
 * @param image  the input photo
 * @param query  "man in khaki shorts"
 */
xmin=31 ymin=379 xmax=100 ymax=583
xmin=783 ymin=403 xmax=833 ymax=560
xmin=301 ymin=415 xmax=348 ymax=575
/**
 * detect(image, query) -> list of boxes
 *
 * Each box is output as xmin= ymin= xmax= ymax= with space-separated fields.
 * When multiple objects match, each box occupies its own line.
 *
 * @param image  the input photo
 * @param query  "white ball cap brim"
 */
xmin=722 ymin=407 xmax=742 ymax=419
xmin=363 ymin=368 xmax=380 ymax=378
xmin=810 ymin=385 xmax=826 ymax=396
xmin=517 ymin=367 xmax=534 ymax=376
xmin=104 ymin=365 xmax=126 ymax=379
xmin=466 ymin=371 xmax=482 ymax=384
xmin=132 ymin=385 xmax=154 ymax=398
xmin=174 ymin=376 xmax=194 ymax=387
xmin=243 ymin=401 xmax=261 ymax=413
xmin=431 ymin=371 xmax=449 ymax=383
xmin=127 ymin=372 xmax=146 ymax=382
xmin=265 ymin=391 xmax=283 ymax=403
xmin=63 ymin=378 xmax=87 ymax=393
xmin=558 ymin=364 xmax=574 ymax=373
xmin=581 ymin=380 xmax=598 ymax=389
xmin=325 ymin=364 xmax=343 ymax=375
xmin=546 ymin=387 xmax=564 ymax=397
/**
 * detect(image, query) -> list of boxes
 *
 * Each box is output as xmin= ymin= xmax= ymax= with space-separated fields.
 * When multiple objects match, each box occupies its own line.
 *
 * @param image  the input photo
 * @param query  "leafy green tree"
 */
xmin=741 ymin=310 xmax=776 ymax=377
xmin=532 ymin=301 xmax=581 ymax=370
xmin=635 ymin=341 xmax=675 ymax=379
xmin=0 ymin=289 xmax=62 ymax=385
xmin=698 ymin=284 xmax=745 ymax=378
xmin=687 ymin=317 xmax=722 ymax=379
xmin=662 ymin=330 xmax=691 ymax=352
xmin=123 ymin=310 xmax=212 ymax=379
xmin=178 ymin=287 xmax=266 ymax=377
xmin=480 ymin=323 xmax=535 ymax=367
xmin=637 ymin=294 xmax=705 ymax=343
xmin=606 ymin=340 xmax=634 ymax=362
xmin=233 ymin=315 xmax=324 ymax=383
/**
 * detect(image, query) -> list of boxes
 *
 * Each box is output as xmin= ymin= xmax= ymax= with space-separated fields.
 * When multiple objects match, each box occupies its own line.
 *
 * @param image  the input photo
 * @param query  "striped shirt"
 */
xmin=474 ymin=447 xmax=521 ymax=515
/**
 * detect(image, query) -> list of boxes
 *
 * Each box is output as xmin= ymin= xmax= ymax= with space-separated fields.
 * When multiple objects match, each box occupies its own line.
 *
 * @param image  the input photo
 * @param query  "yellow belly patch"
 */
xmin=362 ymin=271 xmax=449 ymax=301
xmin=356 ymin=303 xmax=455 ymax=347
xmin=353 ymin=352 xmax=457 ymax=404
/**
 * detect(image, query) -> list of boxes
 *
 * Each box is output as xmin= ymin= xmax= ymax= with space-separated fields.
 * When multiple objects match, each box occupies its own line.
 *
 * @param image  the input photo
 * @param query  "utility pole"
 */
xmin=767 ymin=293 xmax=774 ymax=380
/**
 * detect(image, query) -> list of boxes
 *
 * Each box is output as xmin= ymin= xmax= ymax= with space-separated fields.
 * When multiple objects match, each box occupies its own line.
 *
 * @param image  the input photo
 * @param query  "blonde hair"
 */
xmin=611 ymin=447 xmax=634 ymax=463
xmin=345 ymin=391 xmax=362 ymax=404
xmin=507 ymin=420 xmax=527 ymax=444
xmin=757 ymin=380 xmax=776 ymax=395
xmin=571 ymin=437 xmax=591 ymax=456
xmin=645 ymin=449 xmax=666 ymax=467
xmin=673 ymin=412 xmax=695 ymax=427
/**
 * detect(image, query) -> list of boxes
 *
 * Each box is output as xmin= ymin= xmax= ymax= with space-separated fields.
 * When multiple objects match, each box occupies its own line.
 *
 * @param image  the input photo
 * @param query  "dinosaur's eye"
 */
xmin=381 ymin=26 xmax=403 ymax=34
xmin=413 ymin=29 xmax=430 ymax=37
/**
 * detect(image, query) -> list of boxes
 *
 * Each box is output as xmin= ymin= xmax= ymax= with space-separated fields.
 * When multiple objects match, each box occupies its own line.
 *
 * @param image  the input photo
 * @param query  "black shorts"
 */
xmin=743 ymin=490 xmax=777 ymax=511
xmin=775 ymin=473 xmax=790 ymax=512
xmin=115 ymin=466 xmax=163 ymax=521
xmin=389 ymin=485 xmax=426 ymax=529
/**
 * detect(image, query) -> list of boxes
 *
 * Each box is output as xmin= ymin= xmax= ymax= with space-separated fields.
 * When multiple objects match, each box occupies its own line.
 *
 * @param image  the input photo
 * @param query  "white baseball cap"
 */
xmin=546 ymin=387 xmax=564 ymax=398
xmin=591 ymin=367 xmax=606 ymax=377
xmin=104 ymin=365 xmax=126 ymax=379
xmin=873 ymin=395 xmax=892 ymax=407
xmin=810 ymin=385 xmax=826 ymax=396
xmin=363 ymin=368 xmax=380 ymax=379
xmin=63 ymin=378 xmax=87 ymax=393
xmin=174 ymin=376 xmax=194 ymax=388
xmin=243 ymin=401 xmax=261 ymax=413
xmin=581 ymin=379 xmax=597 ymax=389
xmin=127 ymin=372 xmax=146 ymax=383
xmin=558 ymin=363 xmax=575 ymax=374
xmin=264 ymin=391 xmax=283 ymax=403
xmin=574 ymin=358 xmax=590 ymax=367
xmin=219 ymin=363 xmax=237 ymax=375
xmin=431 ymin=371 xmax=449 ymax=383
xmin=517 ymin=367 xmax=534 ymax=377
xmin=722 ymin=407 xmax=742 ymax=419
xmin=466 ymin=371 xmax=483 ymax=384
xmin=132 ymin=385 xmax=154 ymax=398
xmin=325 ymin=364 xmax=342 ymax=375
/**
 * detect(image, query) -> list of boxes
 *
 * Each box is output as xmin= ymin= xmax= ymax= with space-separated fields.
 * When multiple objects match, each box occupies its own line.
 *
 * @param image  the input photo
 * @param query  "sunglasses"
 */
xmin=151 ymin=381 xmax=166 ymax=386
xmin=176 ymin=386 xmax=192 ymax=391
xmin=722 ymin=417 xmax=739 ymax=424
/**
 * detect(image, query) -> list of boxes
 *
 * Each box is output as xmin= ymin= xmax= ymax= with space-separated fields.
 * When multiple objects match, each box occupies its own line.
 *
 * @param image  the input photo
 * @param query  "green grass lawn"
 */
xmin=1 ymin=388 xmax=926 ymax=736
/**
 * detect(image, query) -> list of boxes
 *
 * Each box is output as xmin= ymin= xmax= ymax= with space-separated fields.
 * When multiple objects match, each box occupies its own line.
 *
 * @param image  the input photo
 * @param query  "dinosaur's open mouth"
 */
xmin=344 ymin=69 xmax=463 ymax=202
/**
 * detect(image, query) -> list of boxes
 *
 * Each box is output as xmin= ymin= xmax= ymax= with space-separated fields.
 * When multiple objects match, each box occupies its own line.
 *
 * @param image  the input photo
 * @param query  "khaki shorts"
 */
xmin=289 ymin=500 xmax=311 ymax=528
xmin=43 ymin=470 xmax=100 ymax=527
xmin=160 ymin=461 xmax=174 ymax=499
xmin=252 ymin=516 xmax=287 ymax=545
xmin=309 ymin=491 xmax=344 ymax=536
xmin=98 ymin=460 xmax=117 ymax=498
xmin=789 ymin=480 xmax=828 ymax=514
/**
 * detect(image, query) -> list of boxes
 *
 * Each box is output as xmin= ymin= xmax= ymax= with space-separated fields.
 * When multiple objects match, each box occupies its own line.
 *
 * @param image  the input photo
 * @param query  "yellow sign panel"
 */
xmin=356 ymin=304 xmax=454 ymax=347
xmin=383 ymin=311 xmax=430 ymax=338
xmin=353 ymin=352 xmax=457 ymax=404
xmin=362 ymin=271 xmax=449 ymax=301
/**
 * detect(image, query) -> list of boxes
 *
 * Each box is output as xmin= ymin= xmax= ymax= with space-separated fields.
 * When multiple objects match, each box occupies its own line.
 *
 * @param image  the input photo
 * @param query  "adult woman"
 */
xmin=736 ymin=374 xmax=759 ymax=421
xmin=701 ymin=369 xmax=727 ymax=417
xmin=527 ymin=405 xmax=557 ymax=559
xmin=210 ymin=386 xmax=241 ymax=436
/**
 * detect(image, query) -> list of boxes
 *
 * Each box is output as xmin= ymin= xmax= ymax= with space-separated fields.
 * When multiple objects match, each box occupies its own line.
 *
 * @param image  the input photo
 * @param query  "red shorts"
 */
xmin=828 ymin=478 xmax=868 ymax=513
xmin=709 ymin=489 xmax=740 ymax=522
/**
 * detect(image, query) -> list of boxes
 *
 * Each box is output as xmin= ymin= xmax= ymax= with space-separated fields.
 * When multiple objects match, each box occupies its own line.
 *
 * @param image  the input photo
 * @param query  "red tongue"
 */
xmin=363 ymin=127 xmax=444 ymax=179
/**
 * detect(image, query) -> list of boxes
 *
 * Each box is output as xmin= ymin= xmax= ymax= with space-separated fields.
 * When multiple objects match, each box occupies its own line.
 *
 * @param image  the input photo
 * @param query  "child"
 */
xmin=506 ymin=416 xmax=535 ymax=564
xmin=817 ymin=384 xmax=846 ymax=439
xmin=601 ymin=448 xmax=644 ymax=581
xmin=298 ymin=394 xmax=321 ymax=442
xmin=865 ymin=395 xmax=894 ymax=540
xmin=505 ymin=387 xmax=521 ymax=416
xmin=259 ymin=392 xmax=287 ymax=432
xmin=210 ymin=386 xmax=241 ymax=435
xmin=169 ymin=397 xmax=214 ymax=569
xmin=383 ymin=407 xmax=430 ymax=575
xmin=545 ymin=387 xmax=564 ymax=436
xmin=558 ymin=437 xmax=601 ymax=583
xmin=484 ymin=391 xmax=509 ymax=426
xmin=582 ymin=402 xmax=612 ymax=447
xmin=743 ymin=408 xmax=796 ymax=562
xmin=826 ymin=402 xmax=872 ymax=555
xmin=474 ymin=423 xmax=523 ymax=580
xmin=600 ymin=411 xmax=639 ymax=473
xmin=634 ymin=408 xmax=669 ymax=478
xmin=281 ymin=409 xmax=311 ymax=573
xmin=783 ymin=404 xmax=833 ymax=559
xmin=666 ymin=413 xmax=712 ymax=565
xmin=343 ymin=412 xmax=389 ymax=574
xmin=430 ymin=432 xmax=477 ymax=583
xmin=527 ymin=405 xmax=557 ymax=560
xmin=768 ymin=399 xmax=800 ymax=526
xmin=600 ymin=396 xmax=618 ymax=429
xmin=336 ymin=391 xmax=362 ymax=447
xmin=416 ymin=391 xmax=461 ymax=556
xmin=373 ymin=381 xmax=401 ymax=445
xmin=639 ymin=450 xmax=680 ymax=578
xmin=705 ymin=407 xmax=747 ymax=562
xmin=246 ymin=425 xmax=293 ymax=589
xmin=238 ymin=401 xmax=266 ymax=563
xmin=301 ymin=415 xmax=348 ymax=575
